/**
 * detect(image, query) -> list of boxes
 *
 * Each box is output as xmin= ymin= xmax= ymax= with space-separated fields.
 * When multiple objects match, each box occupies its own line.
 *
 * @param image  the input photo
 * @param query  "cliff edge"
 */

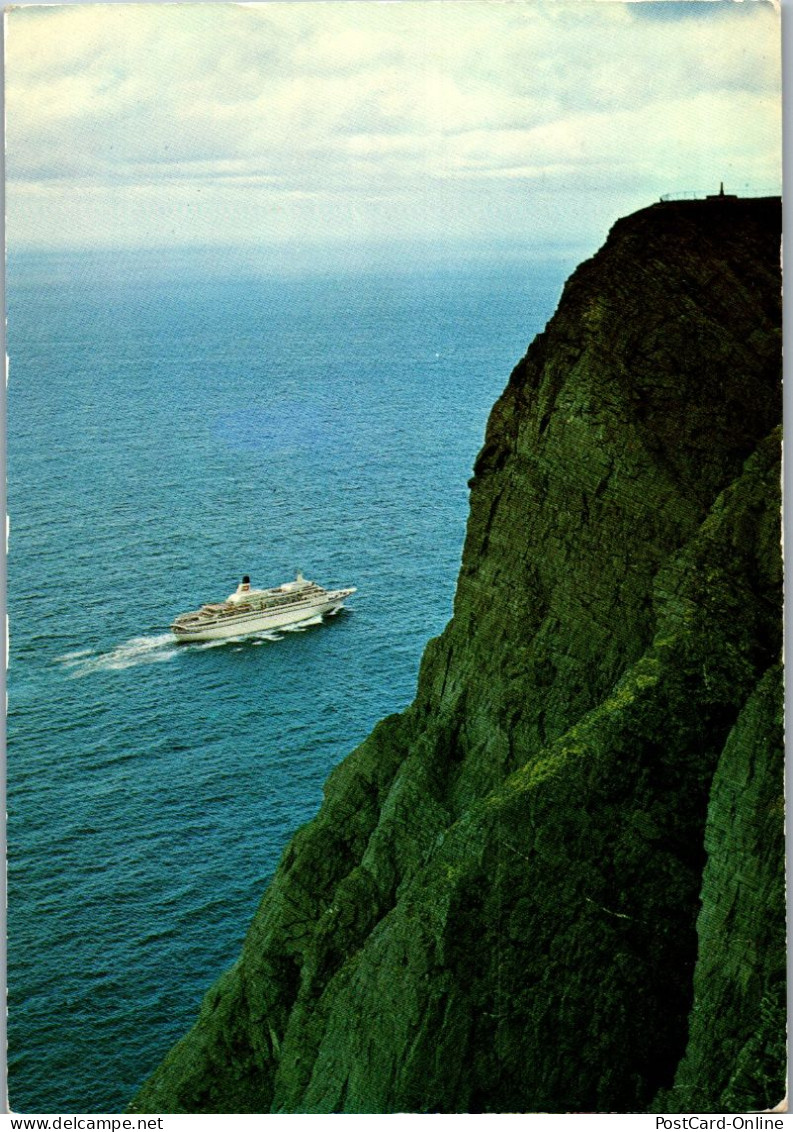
xmin=131 ymin=197 xmax=784 ymax=1114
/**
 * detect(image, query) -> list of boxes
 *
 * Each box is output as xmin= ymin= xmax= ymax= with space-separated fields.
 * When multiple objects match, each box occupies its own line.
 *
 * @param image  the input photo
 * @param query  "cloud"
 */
xmin=4 ymin=1 xmax=781 ymax=252
xmin=629 ymin=0 xmax=775 ymax=21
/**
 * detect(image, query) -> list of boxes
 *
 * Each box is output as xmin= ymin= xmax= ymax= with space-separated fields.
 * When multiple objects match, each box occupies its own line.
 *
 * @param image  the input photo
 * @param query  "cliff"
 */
xmin=131 ymin=197 xmax=784 ymax=1114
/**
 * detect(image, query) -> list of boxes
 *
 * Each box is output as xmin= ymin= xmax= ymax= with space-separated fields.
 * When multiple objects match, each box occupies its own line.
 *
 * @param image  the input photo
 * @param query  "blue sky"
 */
xmin=4 ymin=1 xmax=782 ymax=259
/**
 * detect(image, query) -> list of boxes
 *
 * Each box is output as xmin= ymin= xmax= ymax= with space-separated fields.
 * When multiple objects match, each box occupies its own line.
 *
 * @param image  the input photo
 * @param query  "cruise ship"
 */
xmin=171 ymin=572 xmax=356 ymax=642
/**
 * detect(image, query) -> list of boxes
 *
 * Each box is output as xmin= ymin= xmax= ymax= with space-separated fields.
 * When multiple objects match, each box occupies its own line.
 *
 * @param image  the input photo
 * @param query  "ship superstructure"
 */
xmin=171 ymin=572 xmax=355 ymax=642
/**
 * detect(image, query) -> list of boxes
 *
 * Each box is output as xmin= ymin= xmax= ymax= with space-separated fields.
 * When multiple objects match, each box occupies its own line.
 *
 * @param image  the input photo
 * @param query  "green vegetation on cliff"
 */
xmin=131 ymin=197 xmax=783 ymax=1114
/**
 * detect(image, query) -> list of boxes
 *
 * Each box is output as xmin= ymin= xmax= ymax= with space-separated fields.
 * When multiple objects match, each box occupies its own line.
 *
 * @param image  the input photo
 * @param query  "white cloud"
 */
xmin=4 ymin=1 xmax=781 ymax=252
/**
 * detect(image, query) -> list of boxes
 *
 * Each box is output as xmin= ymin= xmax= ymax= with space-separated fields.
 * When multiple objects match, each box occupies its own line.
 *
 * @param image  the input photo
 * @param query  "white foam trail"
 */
xmin=282 ymin=615 xmax=323 ymax=632
xmin=55 ymin=647 xmax=94 ymax=665
xmin=194 ymin=628 xmax=283 ymax=648
xmin=59 ymin=633 xmax=178 ymax=677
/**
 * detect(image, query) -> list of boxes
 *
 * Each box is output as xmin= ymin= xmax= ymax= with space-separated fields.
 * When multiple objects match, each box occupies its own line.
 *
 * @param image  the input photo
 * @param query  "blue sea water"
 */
xmin=6 ymin=246 xmax=567 ymax=1113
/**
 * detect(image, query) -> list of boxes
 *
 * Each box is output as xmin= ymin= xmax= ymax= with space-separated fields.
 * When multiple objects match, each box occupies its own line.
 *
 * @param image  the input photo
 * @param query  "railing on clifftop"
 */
xmin=659 ymin=185 xmax=780 ymax=203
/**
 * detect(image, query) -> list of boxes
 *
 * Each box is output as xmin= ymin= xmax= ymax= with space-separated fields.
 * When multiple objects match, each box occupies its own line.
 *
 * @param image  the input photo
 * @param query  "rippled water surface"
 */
xmin=7 ymin=247 xmax=566 ymax=1112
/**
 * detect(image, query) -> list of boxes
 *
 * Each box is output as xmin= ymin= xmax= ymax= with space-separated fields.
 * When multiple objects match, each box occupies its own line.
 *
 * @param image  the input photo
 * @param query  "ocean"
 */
xmin=6 ymin=246 xmax=567 ymax=1113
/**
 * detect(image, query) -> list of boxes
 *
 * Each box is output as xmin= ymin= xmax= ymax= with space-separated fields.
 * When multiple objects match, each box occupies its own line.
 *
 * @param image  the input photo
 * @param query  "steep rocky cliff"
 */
xmin=131 ymin=197 xmax=784 ymax=1114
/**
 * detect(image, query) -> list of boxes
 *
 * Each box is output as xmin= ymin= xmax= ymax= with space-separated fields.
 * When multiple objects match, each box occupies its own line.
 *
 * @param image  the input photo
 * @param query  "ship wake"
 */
xmin=55 ymin=634 xmax=179 ymax=676
xmin=55 ymin=611 xmax=335 ymax=673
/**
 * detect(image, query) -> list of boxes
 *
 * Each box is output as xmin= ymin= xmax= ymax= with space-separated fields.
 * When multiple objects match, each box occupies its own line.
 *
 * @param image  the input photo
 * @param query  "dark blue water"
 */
xmin=6 ymin=246 xmax=567 ymax=1113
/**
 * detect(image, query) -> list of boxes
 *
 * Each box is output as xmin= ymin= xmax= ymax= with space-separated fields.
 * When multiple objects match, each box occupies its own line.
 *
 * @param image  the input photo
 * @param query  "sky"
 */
xmin=4 ymin=0 xmax=782 ymax=262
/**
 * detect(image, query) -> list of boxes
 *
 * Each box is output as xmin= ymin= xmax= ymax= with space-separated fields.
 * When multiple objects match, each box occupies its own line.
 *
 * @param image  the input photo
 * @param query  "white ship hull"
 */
xmin=171 ymin=586 xmax=354 ymax=643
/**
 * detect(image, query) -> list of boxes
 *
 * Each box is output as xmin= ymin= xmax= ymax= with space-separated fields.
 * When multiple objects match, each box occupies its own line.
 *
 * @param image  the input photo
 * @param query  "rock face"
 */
xmin=131 ymin=198 xmax=784 ymax=1114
